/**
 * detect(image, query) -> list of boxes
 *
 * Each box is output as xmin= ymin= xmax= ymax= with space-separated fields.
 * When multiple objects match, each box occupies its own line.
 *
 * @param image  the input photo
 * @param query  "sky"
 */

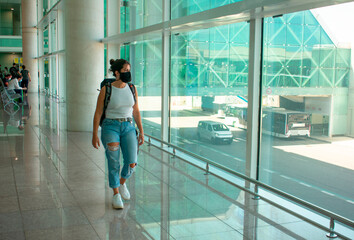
xmin=312 ymin=2 xmax=354 ymax=47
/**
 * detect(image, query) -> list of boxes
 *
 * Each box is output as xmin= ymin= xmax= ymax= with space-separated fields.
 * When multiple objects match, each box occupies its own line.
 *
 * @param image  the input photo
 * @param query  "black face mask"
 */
xmin=120 ymin=72 xmax=131 ymax=83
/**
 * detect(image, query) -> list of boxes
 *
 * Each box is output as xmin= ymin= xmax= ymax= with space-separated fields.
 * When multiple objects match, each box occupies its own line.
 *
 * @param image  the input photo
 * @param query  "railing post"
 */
xmin=204 ymin=162 xmax=210 ymax=175
xmin=326 ymin=218 xmax=337 ymax=238
xmin=252 ymin=184 xmax=260 ymax=200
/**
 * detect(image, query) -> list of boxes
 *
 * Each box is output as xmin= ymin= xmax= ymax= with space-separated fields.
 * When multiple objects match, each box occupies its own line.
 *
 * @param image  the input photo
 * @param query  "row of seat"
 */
xmin=0 ymin=80 xmax=22 ymax=114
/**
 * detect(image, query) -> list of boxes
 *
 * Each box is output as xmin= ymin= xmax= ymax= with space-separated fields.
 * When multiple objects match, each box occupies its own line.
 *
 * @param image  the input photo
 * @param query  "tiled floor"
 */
xmin=0 ymin=94 xmax=351 ymax=240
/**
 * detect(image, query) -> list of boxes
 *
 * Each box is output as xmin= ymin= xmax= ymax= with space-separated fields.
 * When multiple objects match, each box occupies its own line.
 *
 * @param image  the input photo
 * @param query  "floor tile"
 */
xmin=0 ymin=212 xmax=23 ymax=233
xmin=1 ymin=95 xmax=353 ymax=240
xmin=0 ymin=231 xmax=26 ymax=240
xmin=25 ymin=225 xmax=100 ymax=240
xmin=0 ymin=196 xmax=20 ymax=213
xmin=22 ymin=207 xmax=89 ymax=231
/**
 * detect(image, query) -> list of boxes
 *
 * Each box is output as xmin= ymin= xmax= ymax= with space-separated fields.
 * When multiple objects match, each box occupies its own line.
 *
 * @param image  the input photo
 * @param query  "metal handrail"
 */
xmin=141 ymin=147 xmax=347 ymax=239
xmin=144 ymin=134 xmax=354 ymax=232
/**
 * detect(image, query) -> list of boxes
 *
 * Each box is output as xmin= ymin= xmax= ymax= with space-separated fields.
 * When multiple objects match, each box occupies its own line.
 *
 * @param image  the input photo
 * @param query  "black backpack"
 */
xmin=99 ymin=78 xmax=136 ymax=126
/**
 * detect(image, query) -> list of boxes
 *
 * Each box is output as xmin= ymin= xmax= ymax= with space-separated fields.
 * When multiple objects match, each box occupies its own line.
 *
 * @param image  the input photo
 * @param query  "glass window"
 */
xmin=170 ymin=21 xmax=249 ymax=174
xmin=43 ymin=27 xmax=49 ymax=55
xmin=171 ymin=0 xmax=243 ymax=19
xmin=49 ymin=56 xmax=57 ymax=97
xmin=0 ymin=4 xmax=21 ymax=35
xmin=50 ymin=20 xmax=57 ymax=53
xmin=121 ymin=0 xmax=162 ymax=32
xmin=260 ymin=7 xmax=353 ymax=221
xmin=125 ymin=39 xmax=162 ymax=139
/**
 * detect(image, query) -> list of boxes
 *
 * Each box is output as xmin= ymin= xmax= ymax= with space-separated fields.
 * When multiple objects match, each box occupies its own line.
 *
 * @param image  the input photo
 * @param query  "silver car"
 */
xmin=197 ymin=121 xmax=233 ymax=144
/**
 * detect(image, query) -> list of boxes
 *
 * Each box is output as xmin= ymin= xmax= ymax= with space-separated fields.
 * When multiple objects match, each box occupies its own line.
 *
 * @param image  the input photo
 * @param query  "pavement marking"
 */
xmin=149 ymin=130 xmax=354 ymax=205
xmin=232 ymin=157 xmax=243 ymax=162
xmin=235 ymin=138 xmax=246 ymax=142
xmin=321 ymin=190 xmax=335 ymax=197
xmin=299 ymin=182 xmax=312 ymax=187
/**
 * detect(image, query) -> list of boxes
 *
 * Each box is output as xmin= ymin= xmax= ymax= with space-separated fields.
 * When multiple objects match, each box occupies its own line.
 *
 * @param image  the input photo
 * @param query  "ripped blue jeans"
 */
xmin=101 ymin=119 xmax=138 ymax=189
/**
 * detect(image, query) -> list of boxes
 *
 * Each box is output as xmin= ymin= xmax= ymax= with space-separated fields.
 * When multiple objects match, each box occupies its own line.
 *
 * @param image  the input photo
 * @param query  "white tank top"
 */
xmin=105 ymin=84 xmax=134 ymax=119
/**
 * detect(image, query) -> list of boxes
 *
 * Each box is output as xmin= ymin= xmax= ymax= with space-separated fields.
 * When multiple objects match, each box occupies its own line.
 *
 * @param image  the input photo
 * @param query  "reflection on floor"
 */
xmin=0 ymin=93 xmax=350 ymax=240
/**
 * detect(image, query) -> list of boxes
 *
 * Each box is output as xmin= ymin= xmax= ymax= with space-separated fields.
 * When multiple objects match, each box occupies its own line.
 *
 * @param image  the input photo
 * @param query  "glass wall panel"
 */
xmin=171 ymin=0 xmax=243 ymax=19
xmin=50 ymin=20 xmax=57 ymax=52
xmin=120 ymin=45 xmax=130 ymax=60
xmin=120 ymin=2 xmax=129 ymax=33
xmin=260 ymin=8 xmax=353 ymax=221
xmin=0 ymin=4 xmax=21 ymax=35
xmin=0 ymin=38 xmax=22 ymax=47
xmin=43 ymin=0 xmax=49 ymax=15
xmin=125 ymin=39 xmax=162 ymax=139
xmin=43 ymin=27 xmax=49 ymax=55
xmin=49 ymin=56 xmax=57 ymax=97
xmin=44 ymin=58 xmax=50 ymax=94
xmin=170 ymin=22 xmax=249 ymax=173
xmin=121 ymin=0 xmax=162 ymax=32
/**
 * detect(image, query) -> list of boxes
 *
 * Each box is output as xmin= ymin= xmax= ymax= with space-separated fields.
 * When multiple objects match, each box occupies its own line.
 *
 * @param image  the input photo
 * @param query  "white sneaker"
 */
xmin=119 ymin=183 xmax=130 ymax=200
xmin=112 ymin=193 xmax=124 ymax=209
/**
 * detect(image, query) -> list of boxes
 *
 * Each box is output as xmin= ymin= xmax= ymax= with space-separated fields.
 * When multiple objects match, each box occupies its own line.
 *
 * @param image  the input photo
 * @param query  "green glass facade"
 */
xmin=263 ymin=12 xmax=351 ymax=89
xmin=171 ymin=0 xmax=243 ymax=19
xmin=114 ymin=5 xmax=353 ymax=222
xmin=0 ymin=38 xmax=22 ymax=48
xmin=32 ymin=0 xmax=353 ymax=229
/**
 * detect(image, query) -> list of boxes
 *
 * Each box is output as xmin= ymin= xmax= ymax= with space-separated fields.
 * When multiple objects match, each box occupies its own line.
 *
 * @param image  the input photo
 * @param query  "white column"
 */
xmin=246 ymin=16 xmax=262 ymax=180
xmin=161 ymin=0 xmax=170 ymax=143
xmin=37 ymin=0 xmax=43 ymax=21
xmin=106 ymin=0 xmax=121 ymax=77
xmin=348 ymin=41 xmax=354 ymax=137
xmin=38 ymin=28 xmax=44 ymax=92
xmin=57 ymin=9 xmax=66 ymax=101
xmin=21 ymin=0 xmax=38 ymax=93
xmin=64 ymin=0 xmax=104 ymax=131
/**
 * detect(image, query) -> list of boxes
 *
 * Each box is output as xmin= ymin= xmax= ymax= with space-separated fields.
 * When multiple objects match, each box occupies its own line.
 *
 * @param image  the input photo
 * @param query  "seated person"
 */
xmin=2 ymin=73 xmax=11 ymax=87
xmin=7 ymin=74 xmax=27 ymax=102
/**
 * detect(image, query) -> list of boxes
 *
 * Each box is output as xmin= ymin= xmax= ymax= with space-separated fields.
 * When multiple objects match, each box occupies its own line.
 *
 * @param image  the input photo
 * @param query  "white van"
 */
xmin=197 ymin=121 xmax=233 ymax=144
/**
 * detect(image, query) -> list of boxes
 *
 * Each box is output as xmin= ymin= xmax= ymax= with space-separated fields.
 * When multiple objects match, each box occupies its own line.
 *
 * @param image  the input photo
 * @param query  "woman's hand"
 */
xmin=138 ymin=133 xmax=144 ymax=146
xmin=92 ymin=134 xmax=100 ymax=149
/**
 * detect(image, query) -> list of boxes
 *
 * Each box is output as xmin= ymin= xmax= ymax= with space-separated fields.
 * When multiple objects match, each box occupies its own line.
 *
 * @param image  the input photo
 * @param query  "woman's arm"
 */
xmin=14 ymin=80 xmax=21 ymax=90
xmin=28 ymin=72 xmax=32 ymax=82
xmin=132 ymin=86 xmax=144 ymax=145
xmin=92 ymin=86 xmax=106 ymax=149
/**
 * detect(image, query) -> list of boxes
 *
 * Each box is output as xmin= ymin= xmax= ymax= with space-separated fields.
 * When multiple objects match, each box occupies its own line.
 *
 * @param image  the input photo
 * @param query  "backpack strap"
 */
xmin=99 ymin=81 xmax=112 ymax=126
xmin=104 ymin=82 xmax=112 ymax=110
xmin=128 ymin=83 xmax=136 ymax=104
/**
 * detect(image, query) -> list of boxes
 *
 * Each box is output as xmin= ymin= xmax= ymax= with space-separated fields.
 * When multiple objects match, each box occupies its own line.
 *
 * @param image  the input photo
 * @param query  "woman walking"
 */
xmin=20 ymin=65 xmax=31 ymax=95
xmin=92 ymin=59 xmax=144 ymax=209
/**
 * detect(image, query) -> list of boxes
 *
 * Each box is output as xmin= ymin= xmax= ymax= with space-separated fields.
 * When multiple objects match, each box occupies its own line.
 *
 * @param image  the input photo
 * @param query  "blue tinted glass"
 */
xmin=304 ymin=10 xmax=318 ymax=25
xmin=286 ymin=24 xmax=303 ymax=46
xmin=171 ymin=0 xmax=243 ymax=19
xmin=320 ymin=28 xmax=333 ymax=45
xmin=303 ymin=25 xmax=320 ymax=46
xmin=287 ymin=12 xmax=304 ymax=25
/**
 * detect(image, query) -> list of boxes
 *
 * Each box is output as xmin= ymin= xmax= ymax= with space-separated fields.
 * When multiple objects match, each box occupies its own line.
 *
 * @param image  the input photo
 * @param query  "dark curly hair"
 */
xmin=109 ymin=59 xmax=130 ymax=77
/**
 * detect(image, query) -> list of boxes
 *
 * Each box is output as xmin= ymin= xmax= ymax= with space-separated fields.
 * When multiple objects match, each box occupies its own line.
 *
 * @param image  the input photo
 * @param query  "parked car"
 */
xmin=197 ymin=121 xmax=233 ymax=144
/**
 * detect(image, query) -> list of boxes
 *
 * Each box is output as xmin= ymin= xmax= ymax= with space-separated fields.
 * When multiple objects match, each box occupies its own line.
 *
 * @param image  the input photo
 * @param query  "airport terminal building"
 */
xmin=0 ymin=0 xmax=353 ymax=239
